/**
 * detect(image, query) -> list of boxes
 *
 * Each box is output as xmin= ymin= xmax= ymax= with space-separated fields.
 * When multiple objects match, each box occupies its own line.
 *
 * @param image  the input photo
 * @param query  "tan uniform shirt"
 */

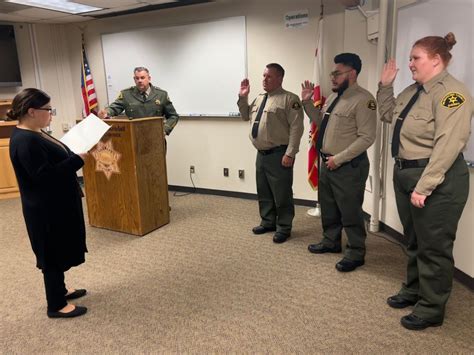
xmin=377 ymin=70 xmax=472 ymax=196
xmin=237 ymin=87 xmax=304 ymax=157
xmin=302 ymin=83 xmax=377 ymax=166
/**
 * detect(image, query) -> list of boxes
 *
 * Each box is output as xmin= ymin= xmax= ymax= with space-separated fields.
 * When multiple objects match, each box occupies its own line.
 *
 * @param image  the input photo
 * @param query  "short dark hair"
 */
xmin=334 ymin=53 xmax=362 ymax=75
xmin=134 ymin=67 xmax=150 ymax=74
xmin=6 ymin=88 xmax=50 ymax=121
xmin=266 ymin=63 xmax=285 ymax=78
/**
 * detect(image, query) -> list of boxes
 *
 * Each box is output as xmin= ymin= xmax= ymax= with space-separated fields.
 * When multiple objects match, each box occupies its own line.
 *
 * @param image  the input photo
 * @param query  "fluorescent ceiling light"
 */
xmin=6 ymin=0 xmax=103 ymax=14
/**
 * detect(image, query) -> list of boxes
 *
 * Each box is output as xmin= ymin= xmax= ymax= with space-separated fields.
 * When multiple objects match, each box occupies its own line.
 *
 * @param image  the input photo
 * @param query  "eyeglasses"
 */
xmin=36 ymin=107 xmax=56 ymax=116
xmin=329 ymin=70 xmax=353 ymax=79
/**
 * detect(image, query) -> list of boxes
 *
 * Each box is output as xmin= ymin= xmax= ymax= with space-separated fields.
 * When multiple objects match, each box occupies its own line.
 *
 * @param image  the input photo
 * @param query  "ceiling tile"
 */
xmin=13 ymin=7 xmax=72 ymax=19
xmin=142 ymin=0 xmax=179 ymax=4
xmin=36 ymin=15 xmax=94 ymax=23
xmin=0 ymin=1 xmax=30 ymax=13
xmin=0 ymin=0 xmax=222 ymax=23
xmin=0 ymin=12 xmax=36 ymax=22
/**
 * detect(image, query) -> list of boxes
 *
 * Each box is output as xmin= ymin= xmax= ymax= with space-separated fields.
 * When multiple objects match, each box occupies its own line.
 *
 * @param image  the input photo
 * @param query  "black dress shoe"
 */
xmin=65 ymin=289 xmax=87 ymax=300
xmin=335 ymin=258 xmax=364 ymax=272
xmin=400 ymin=313 xmax=443 ymax=330
xmin=308 ymin=243 xmax=342 ymax=254
xmin=252 ymin=225 xmax=276 ymax=235
xmin=273 ymin=232 xmax=290 ymax=244
xmin=47 ymin=306 xmax=88 ymax=318
xmin=387 ymin=294 xmax=417 ymax=309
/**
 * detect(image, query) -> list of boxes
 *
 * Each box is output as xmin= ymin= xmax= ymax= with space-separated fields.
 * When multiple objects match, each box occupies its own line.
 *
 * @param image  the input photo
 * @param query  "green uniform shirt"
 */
xmin=302 ymin=83 xmax=377 ymax=167
xmin=237 ymin=87 xmax=304 ymax=158
xmin=377 ymin=70 xmax=472 ymax=196
xmin=107 ymin=84 xmax=179 ymax=135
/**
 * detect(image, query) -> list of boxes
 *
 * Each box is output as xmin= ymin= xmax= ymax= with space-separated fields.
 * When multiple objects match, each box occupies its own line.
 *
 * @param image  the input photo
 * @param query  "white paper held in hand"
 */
xmin=60 ymin=114 xmax=111 ymax=154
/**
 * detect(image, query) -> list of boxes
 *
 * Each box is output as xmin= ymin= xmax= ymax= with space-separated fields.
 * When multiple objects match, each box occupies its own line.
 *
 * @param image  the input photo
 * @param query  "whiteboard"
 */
xmin=101 ymin=16 xmax=246 ymax=117
xmin=396 ymin=0 xmax=474 ymax=165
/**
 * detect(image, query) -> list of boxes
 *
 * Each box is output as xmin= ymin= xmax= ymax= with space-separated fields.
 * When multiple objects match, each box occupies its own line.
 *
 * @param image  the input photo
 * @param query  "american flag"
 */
xmin=308 ymin=16 xmax=325 ymax=190
xmin=81 ymin=42 xmax=98 ymax=117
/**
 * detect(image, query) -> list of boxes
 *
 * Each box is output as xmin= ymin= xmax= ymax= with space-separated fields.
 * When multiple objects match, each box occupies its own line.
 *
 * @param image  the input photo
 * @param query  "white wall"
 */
xmin=2 ymin=0 xmax=472 ymax=277
xmin=454 ymin=173 xmax=474 ymax=275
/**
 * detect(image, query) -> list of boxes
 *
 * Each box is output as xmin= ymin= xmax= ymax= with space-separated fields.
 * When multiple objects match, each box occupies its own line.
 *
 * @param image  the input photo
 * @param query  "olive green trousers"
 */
xmin=255 ymin=148 xmax=294 ymax=235
xmin=393 ymin=155 xmax=469 ymax=322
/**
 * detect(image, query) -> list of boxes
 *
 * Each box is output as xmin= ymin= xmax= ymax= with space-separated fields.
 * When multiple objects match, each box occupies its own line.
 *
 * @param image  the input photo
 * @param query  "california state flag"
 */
xmin=308 ymin=17 xmax=325 ymax=190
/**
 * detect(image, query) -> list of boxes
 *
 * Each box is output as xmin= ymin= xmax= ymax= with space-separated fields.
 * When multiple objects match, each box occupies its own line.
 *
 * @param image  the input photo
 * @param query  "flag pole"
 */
xmin=80 ymin=31 xmax=98 ymax=117
xmin=307 ymin=2 xmax=324 ymax=218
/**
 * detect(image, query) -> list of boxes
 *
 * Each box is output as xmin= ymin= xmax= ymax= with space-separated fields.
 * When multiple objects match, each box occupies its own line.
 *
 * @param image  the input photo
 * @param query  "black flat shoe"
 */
xmin=47 ymin=306 xmax=87 ymax=319
xmin=335 ymin=258 xmax=364 ymax=272
xmin=308 ymin=243 xmax=342 ymax=254
xmin=252 ymin=225 xmax=276 ymax=235
xmin=273 ymin=232 xmax=290 ymax=244
xmin=65 ymin=289 xmax=87 ymax=300
xmin=400 ymin=313 xmax=443 ymax=330
xmin=387 ymin=295 xmax=417 ymax=309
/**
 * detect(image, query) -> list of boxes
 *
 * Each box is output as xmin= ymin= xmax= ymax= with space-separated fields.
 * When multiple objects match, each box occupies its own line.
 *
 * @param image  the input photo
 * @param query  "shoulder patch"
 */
xmin=367 ymin=99 xmax=377 ymax=110
xmin=292 ymin=101 xmax=301 ymax=110
xmin=441 ymin=92 xmax=465 ymax=109
xmin=116 ymin=92 xmax=123 ymax=100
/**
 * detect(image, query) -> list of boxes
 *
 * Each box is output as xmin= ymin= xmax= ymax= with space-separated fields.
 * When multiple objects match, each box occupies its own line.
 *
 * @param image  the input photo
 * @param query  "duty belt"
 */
xmin=258 ymin=145 xmax=288 ymax=155
xmin=320 ymin=151 xmax=367 ymax=166
xmin=394 ymin=158 xmax=429 ymax=170
xmin=320 ymin=152 xmax=331 ymax=162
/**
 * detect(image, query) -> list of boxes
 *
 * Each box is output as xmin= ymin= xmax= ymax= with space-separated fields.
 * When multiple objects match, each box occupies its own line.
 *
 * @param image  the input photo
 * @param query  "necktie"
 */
xmin=141 ymin=92 xmax=147 ymax=102
xmin=251 ymin=93 xmax=268 ymax=139
xmin=316 ymin=94 xmax=341 ymax=152
xmin=391 ymin=85 xmax=423 ymax=157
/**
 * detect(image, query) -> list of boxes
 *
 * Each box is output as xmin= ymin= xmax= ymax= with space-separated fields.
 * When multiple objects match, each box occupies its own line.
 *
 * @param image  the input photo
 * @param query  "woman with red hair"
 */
xmin=377 ymin=33 xmax=472 ymax=330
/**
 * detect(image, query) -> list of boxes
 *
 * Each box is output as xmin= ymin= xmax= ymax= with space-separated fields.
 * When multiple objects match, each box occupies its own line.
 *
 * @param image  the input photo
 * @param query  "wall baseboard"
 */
xmin=168 ymin=185 xmax=316 ymax=207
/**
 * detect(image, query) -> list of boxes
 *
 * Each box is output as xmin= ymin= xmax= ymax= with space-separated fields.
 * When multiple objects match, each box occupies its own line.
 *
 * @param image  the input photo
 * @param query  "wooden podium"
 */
xmin=82 ymin=117 xmax=169 ymax=236
xmin=0 ymin=120 xmax=20 ymax=200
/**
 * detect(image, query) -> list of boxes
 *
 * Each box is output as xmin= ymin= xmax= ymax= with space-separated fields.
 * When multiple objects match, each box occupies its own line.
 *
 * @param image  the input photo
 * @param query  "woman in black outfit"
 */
xmin=8 ymin=88 xmax=88 ymax=318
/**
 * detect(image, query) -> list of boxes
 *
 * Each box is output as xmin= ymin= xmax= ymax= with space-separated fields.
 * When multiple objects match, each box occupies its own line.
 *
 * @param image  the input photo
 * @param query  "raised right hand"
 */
xmin=239 ymin=79 xmax=250 ymax=97
xmin=380 ymin=59 xmax=399 ymax=86
xmin=301 ymin=80 xmax=314 ymax=101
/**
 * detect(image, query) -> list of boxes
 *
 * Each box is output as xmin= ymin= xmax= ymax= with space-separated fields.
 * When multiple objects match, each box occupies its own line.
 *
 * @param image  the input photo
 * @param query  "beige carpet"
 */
xmin=0 ymin=193 xmax=472 ymax=354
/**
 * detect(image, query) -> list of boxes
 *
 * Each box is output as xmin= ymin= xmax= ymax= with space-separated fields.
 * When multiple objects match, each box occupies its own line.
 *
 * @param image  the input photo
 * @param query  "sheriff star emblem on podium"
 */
xmin=91 ymin=140 xmax=122 ymax=180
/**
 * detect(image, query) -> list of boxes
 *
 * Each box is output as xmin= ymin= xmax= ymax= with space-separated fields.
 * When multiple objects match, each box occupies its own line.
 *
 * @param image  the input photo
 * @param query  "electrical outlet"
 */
xmin=238 ymin=169 xmax=244 ymax=179
xmin=223 ymin=168 xmax=229 ymax=177
xmin=190 ymin=165 xmax=195 ymax=174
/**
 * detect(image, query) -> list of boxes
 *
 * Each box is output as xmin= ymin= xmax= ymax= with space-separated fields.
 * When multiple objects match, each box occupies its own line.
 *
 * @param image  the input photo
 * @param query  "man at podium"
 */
xmin=98 ymin=67 xmax=179 ymax=136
